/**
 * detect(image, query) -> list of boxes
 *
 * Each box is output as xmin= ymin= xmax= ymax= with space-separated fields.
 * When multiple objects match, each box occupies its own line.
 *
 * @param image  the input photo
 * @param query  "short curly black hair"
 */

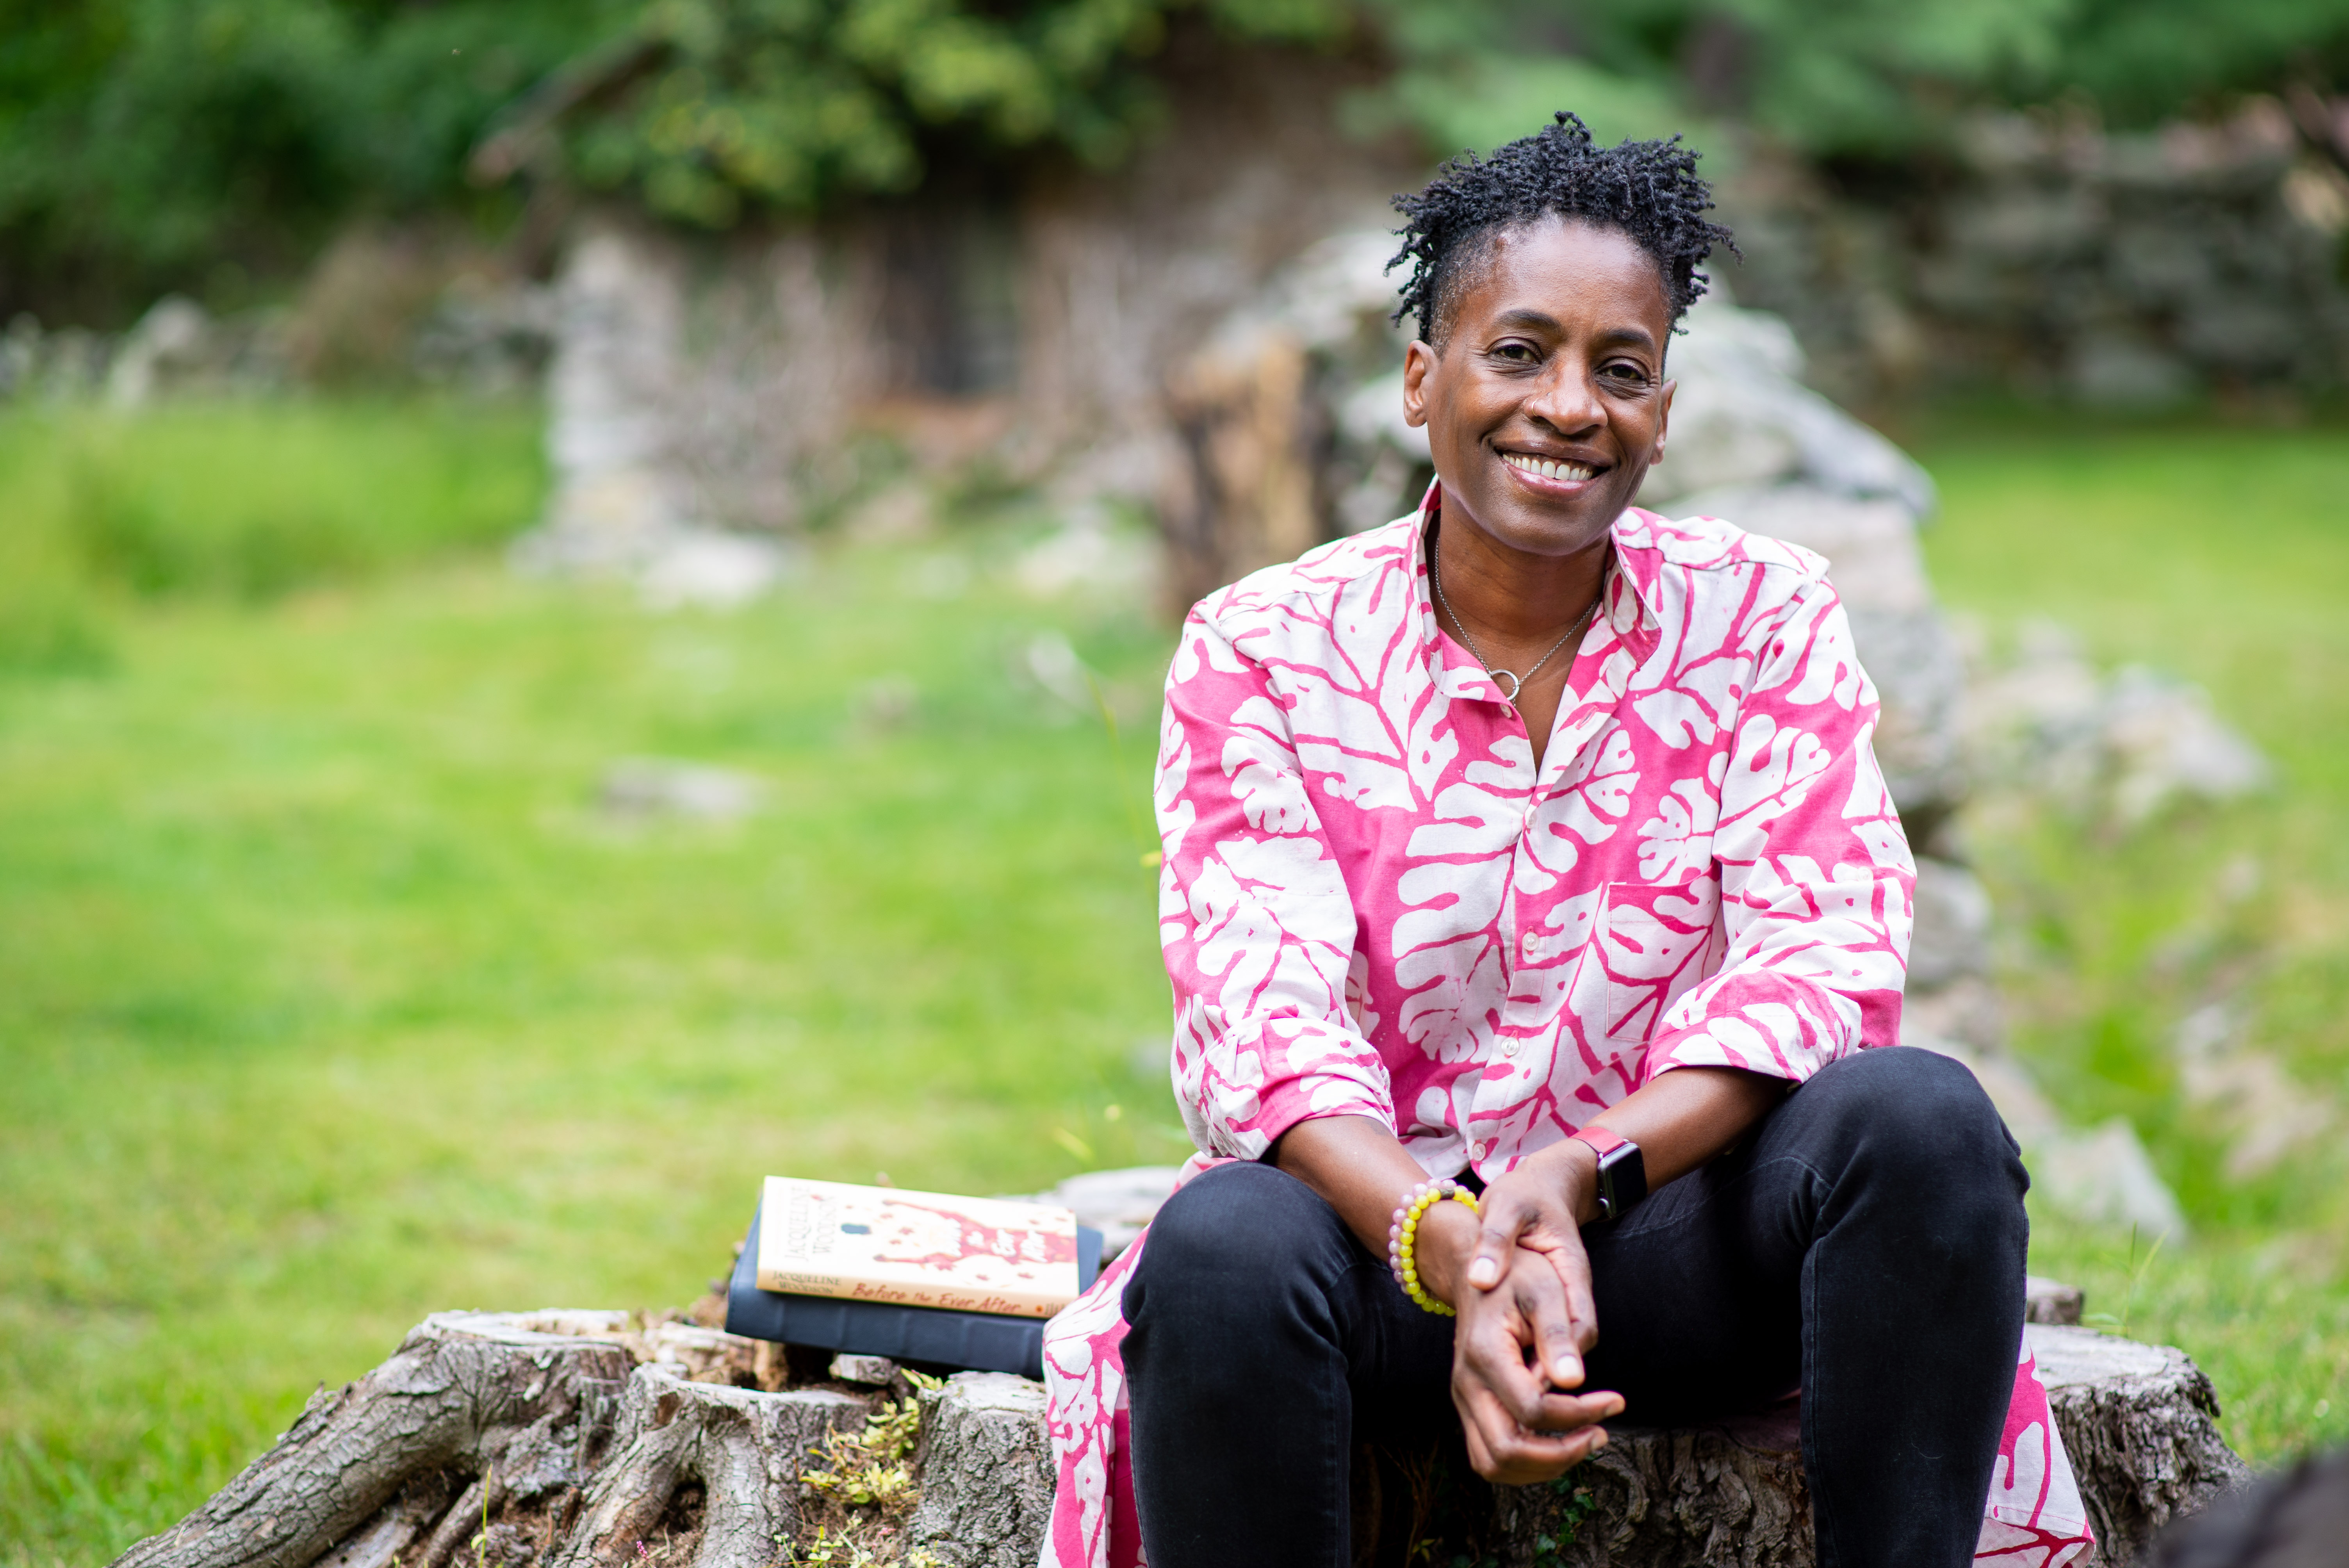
xmin=1389 ymin=112 xmax=1737 ymax=349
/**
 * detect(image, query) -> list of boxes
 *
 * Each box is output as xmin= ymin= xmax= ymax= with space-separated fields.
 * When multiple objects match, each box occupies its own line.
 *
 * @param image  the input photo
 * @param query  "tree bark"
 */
xmin=907 ymin=1374 xmax=1056 ymax=1568
xmin=117 ymin=1312 xmax=637 ymax=1568
xmin=1495 ymin=1404 xmax=1814 ymax=1568
xmin=1349 ymin=1403 xmax=1815 ymax=1568
xmin=111 ymin=1313 xmax=871 ymax=1568
xmin=2028 ymin=1324 xmax=2253 ymax=1565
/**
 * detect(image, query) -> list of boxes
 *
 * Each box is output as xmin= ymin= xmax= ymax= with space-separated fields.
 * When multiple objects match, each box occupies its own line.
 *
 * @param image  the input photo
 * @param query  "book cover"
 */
xmin=754 ymin=1175 xmax=1083 ymax=1318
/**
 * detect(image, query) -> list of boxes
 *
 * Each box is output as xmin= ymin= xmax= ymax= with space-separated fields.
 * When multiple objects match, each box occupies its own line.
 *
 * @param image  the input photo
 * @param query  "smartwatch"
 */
xmin=1570 ymin=1125 xmax=1648 ymax=1222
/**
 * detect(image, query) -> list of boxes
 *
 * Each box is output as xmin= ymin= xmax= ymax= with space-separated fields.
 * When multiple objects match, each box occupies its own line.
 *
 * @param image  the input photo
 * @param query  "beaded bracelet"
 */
xmin=1387 ymin=1178 xmax=1479 ymax=1317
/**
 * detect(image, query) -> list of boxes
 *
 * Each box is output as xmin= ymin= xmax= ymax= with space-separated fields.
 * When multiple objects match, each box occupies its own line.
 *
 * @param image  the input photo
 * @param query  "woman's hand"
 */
xmin=1414 ymin=1191 xmax=1620 ymax=1484
xmin=1467 ymin=1142 xmax=1603 ymax=1361
xmin=1272 ymin=1072 xmax=1784 ymax=1483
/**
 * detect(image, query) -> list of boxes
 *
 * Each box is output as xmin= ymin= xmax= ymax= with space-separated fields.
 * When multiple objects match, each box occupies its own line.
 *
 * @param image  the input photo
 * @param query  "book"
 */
xmin=752 ymin=1175 xmax=1085 ymax=1319
xmin=725 ymin=1195 xmax=1104 ymax=1379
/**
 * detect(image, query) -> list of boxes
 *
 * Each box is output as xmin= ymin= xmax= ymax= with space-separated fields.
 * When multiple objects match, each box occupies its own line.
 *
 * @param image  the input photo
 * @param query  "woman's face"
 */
xmin=1403 ymin=216 xmax=1676 ymax=561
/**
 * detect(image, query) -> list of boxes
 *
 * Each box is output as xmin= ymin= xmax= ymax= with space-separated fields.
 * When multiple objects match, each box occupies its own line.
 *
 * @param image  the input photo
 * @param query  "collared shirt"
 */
xmin=1155 ymin=490 xmax=1913 ymax=1174
xmin=1037 ymin=495 xmax=2091 ymax=1568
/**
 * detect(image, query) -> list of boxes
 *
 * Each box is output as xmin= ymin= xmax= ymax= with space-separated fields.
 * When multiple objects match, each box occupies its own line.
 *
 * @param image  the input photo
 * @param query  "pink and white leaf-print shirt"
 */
xmin=1161 ymin=491 xmax=1907 ymax=1171
xmin=1036 ymin=493 xmax=2091 ymax=1568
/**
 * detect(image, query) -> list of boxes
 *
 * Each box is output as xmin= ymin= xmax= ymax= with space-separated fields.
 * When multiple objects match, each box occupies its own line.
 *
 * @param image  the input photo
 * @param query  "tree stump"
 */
xmin=906 ymin=1375 xmax=1055 ymax=1568
xmin=114 ymin=1315 xmax=2248 ymax=1568
xmin=113 ymin=1312 xmax=875 ymax=1568
xmin=2028 ymin=1325 xmax=2253 ymax=1564
xmin=1477 ymin=1402 xmax=1815 ymax=1568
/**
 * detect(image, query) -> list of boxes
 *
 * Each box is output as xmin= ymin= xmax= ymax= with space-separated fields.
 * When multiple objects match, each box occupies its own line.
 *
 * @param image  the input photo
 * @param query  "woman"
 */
xmin=1040 ymin=115 xmax=2092 ymax=1568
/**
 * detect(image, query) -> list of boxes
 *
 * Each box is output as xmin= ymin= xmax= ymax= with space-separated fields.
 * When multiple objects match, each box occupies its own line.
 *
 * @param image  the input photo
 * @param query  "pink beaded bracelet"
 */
xmin=1387 ymin=1177 xmax=1479 ymax=1316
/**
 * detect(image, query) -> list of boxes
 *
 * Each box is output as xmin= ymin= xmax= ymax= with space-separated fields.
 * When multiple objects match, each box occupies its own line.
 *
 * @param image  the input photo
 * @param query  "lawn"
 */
xmin=2 ymin=400 xmax=2345 ymax=1564
xmin=0 ymin=402 xmax=1178 ymax=1564
xmin=1916 ymin=416 xmax=2349 ymax=1469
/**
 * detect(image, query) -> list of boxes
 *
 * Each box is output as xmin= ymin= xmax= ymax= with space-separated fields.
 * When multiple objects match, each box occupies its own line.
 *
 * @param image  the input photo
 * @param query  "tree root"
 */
xmin=113 ymin=1312 xmax=881 ymax=1568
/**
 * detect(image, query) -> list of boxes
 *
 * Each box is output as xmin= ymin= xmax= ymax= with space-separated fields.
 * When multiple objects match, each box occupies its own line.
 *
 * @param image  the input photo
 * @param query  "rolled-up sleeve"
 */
xmin=1641 ymin=580 xmax=1915 ymax=1085
xmin=1155 ymin=607 xmax=1396 ymax=1158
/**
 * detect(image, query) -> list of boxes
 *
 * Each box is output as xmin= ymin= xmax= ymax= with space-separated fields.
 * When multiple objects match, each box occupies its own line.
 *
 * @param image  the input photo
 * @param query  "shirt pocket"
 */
xmin=1598 ymin=877 xmax=1723 ymax=1043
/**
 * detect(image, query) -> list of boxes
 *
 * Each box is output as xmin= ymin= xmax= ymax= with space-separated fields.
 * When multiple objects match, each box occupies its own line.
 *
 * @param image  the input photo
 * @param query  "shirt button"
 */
xmin=1520 ymin=930 xmax=1542 ymax=960
xmin=1502 ymin=1040 xmax=1519 ymax=1058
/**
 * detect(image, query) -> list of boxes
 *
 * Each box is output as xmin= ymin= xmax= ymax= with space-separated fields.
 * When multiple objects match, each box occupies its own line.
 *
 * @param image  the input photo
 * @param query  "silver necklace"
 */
xmin=1429 ymin=543 xmax=1607 ymax=705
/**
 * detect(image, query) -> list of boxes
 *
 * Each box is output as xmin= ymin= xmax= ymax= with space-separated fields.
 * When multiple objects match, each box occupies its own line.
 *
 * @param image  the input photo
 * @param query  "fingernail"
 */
xmin=1553 ymin=1356 xmax=1581 ymax=1384
xmin=1467 ymin=1256 xmax=1499 ymax=1288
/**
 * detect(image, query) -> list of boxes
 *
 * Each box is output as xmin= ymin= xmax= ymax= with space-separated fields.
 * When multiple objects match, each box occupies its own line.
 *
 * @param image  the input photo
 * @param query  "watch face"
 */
xmin=1593 ymin=1140 xmax=1646 ymax=1219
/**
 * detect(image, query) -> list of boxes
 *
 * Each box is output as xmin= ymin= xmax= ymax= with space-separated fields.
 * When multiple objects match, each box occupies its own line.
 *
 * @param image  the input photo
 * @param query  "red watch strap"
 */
xmin=1571 ymin=1125 xmax=1628 ymax=1157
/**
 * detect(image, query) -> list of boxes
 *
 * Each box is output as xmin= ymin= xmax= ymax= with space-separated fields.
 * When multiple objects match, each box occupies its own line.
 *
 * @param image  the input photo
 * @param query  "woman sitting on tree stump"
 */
xmin=1038 ymin=115 xmax=2095 ymax=1568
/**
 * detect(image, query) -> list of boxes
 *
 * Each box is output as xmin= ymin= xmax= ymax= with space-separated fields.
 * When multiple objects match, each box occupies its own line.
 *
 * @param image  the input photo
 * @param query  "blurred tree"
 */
xmin=1363 ymin=0 xmax=2349 ymax=162
xmin=475 ymin=0 xmax=1352 ymax=228
xmin=0 ymin=0 xmax=633 ymax=319
xmin=7 ymin=0 xmax=2349 ymax=321
xmin=2039 ymin=0 xmax=2349 ymax=127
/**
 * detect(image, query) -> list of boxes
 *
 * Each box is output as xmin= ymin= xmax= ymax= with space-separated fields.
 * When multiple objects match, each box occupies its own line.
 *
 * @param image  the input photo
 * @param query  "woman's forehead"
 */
xmin=1461 ymin=216 xmax=1672 ymax=335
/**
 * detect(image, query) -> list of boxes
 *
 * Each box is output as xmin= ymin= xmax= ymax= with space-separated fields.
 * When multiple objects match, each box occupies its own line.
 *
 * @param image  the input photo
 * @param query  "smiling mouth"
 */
xmin=1501 ymin=451 xmax=1600 ymax=483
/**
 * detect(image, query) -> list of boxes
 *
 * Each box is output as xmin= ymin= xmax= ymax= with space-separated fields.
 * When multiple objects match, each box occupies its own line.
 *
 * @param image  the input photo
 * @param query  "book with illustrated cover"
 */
xmin=753 ymin=1175 xmax=1084 ymax=1318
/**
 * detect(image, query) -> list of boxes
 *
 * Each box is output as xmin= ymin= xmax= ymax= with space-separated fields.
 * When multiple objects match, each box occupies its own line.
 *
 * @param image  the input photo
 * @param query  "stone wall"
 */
xmin=1719 ymin=100 xmax=2349 ymax=407
xmin=520 ymin=38 xmax=1421 ymax=573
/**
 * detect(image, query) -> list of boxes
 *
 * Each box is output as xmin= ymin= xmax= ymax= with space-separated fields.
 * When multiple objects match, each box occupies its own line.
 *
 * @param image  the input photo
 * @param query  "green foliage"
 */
xmin=2039 ymin=0 xmax=2349 ymax=128
xmin=0 ymin=0 xmax=1356 ymax=308
xmin=0 ymin=0 xmax=633 ymax=315
xmin=1526 ymin=1480 xmax=1597 ymax=1566
xmin=1367 ymin=0 xmax=2349 ymax=162
xmin=552 ymin=0 xmax=1348 ymax=226
xmin=0 ymin=399 xmax=544 ymax=683
xmin=51 ymin=403 xmax=542 ymax=600
xmin=10 ymin=0 xmax=2349 ymax=318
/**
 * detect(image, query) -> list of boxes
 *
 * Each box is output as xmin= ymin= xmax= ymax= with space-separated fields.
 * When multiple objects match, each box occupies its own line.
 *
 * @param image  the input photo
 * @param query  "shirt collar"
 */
xmin=1408 ymin=482 xmax=1665 ymax=697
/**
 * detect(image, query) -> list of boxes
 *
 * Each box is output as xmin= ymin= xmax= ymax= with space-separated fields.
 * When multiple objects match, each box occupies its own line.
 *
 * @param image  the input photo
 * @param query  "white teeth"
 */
xmin=1507 ymin=454 xmax=1594 ymax=482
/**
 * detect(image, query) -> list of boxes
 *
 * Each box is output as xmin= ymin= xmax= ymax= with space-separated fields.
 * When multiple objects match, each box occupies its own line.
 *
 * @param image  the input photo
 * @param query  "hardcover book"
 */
xmin=753 ymin=1175 xmax=1085 ymax=1318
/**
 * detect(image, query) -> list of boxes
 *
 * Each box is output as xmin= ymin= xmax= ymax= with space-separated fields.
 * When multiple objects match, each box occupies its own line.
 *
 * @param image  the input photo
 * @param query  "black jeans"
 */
xmin=1120 ymin=1047 xmax=2030 ymax=1568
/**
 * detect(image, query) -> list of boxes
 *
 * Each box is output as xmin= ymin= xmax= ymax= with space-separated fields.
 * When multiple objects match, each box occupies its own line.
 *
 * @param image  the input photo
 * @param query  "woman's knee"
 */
xmin=1123 ymin=1161 xmax=1354 ymax=1327
xmin=1794 ymin=1047 xmax=2026 ymax=1208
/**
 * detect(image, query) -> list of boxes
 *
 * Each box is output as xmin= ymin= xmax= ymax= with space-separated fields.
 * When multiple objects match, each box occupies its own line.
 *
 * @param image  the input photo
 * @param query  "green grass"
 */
xmin=0 ymin=402 xmax=1176 ymax=1564
xmin=1917 ymin=417 xmax=2349 ymax=1464
xmin=0 ymin=399 xmax=545 ymax=675
xmin=1 ymin=400 xmax=2344 ymax=1564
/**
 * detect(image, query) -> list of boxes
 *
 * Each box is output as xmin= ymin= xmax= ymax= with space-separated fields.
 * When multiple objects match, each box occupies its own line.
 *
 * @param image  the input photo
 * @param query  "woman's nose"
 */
xmin=1521 ymin=360 xmax=1606 ymax=434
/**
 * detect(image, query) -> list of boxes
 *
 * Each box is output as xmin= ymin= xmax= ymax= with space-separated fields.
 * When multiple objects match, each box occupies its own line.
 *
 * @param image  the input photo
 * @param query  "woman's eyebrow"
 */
xmin=1593 ymin=324 xmax=1660 ymax=351
xmin=1491 ymin=308 xmax=1564 ymax=333
xmin=1489 ymin=308 xmax=1659 ymax=352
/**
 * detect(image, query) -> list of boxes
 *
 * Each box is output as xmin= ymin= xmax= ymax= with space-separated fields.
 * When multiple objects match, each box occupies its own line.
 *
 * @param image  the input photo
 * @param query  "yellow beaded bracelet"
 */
xmin=1386 ymin=1178 xmax=1479 ymax=1316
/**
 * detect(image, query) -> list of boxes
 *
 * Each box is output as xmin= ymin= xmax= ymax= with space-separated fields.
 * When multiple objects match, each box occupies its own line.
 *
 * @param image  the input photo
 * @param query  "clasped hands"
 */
xmin=1414 ymin=1140 xmax=1623 ymax=1483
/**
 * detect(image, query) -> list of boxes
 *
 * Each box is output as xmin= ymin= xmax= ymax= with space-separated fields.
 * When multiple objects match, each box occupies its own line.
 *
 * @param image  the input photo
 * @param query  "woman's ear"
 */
xmin=1402 ymin=340 xmax=1437 ymax=428
xmin=1650 ymin=377 xmax=1677 ymax=463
